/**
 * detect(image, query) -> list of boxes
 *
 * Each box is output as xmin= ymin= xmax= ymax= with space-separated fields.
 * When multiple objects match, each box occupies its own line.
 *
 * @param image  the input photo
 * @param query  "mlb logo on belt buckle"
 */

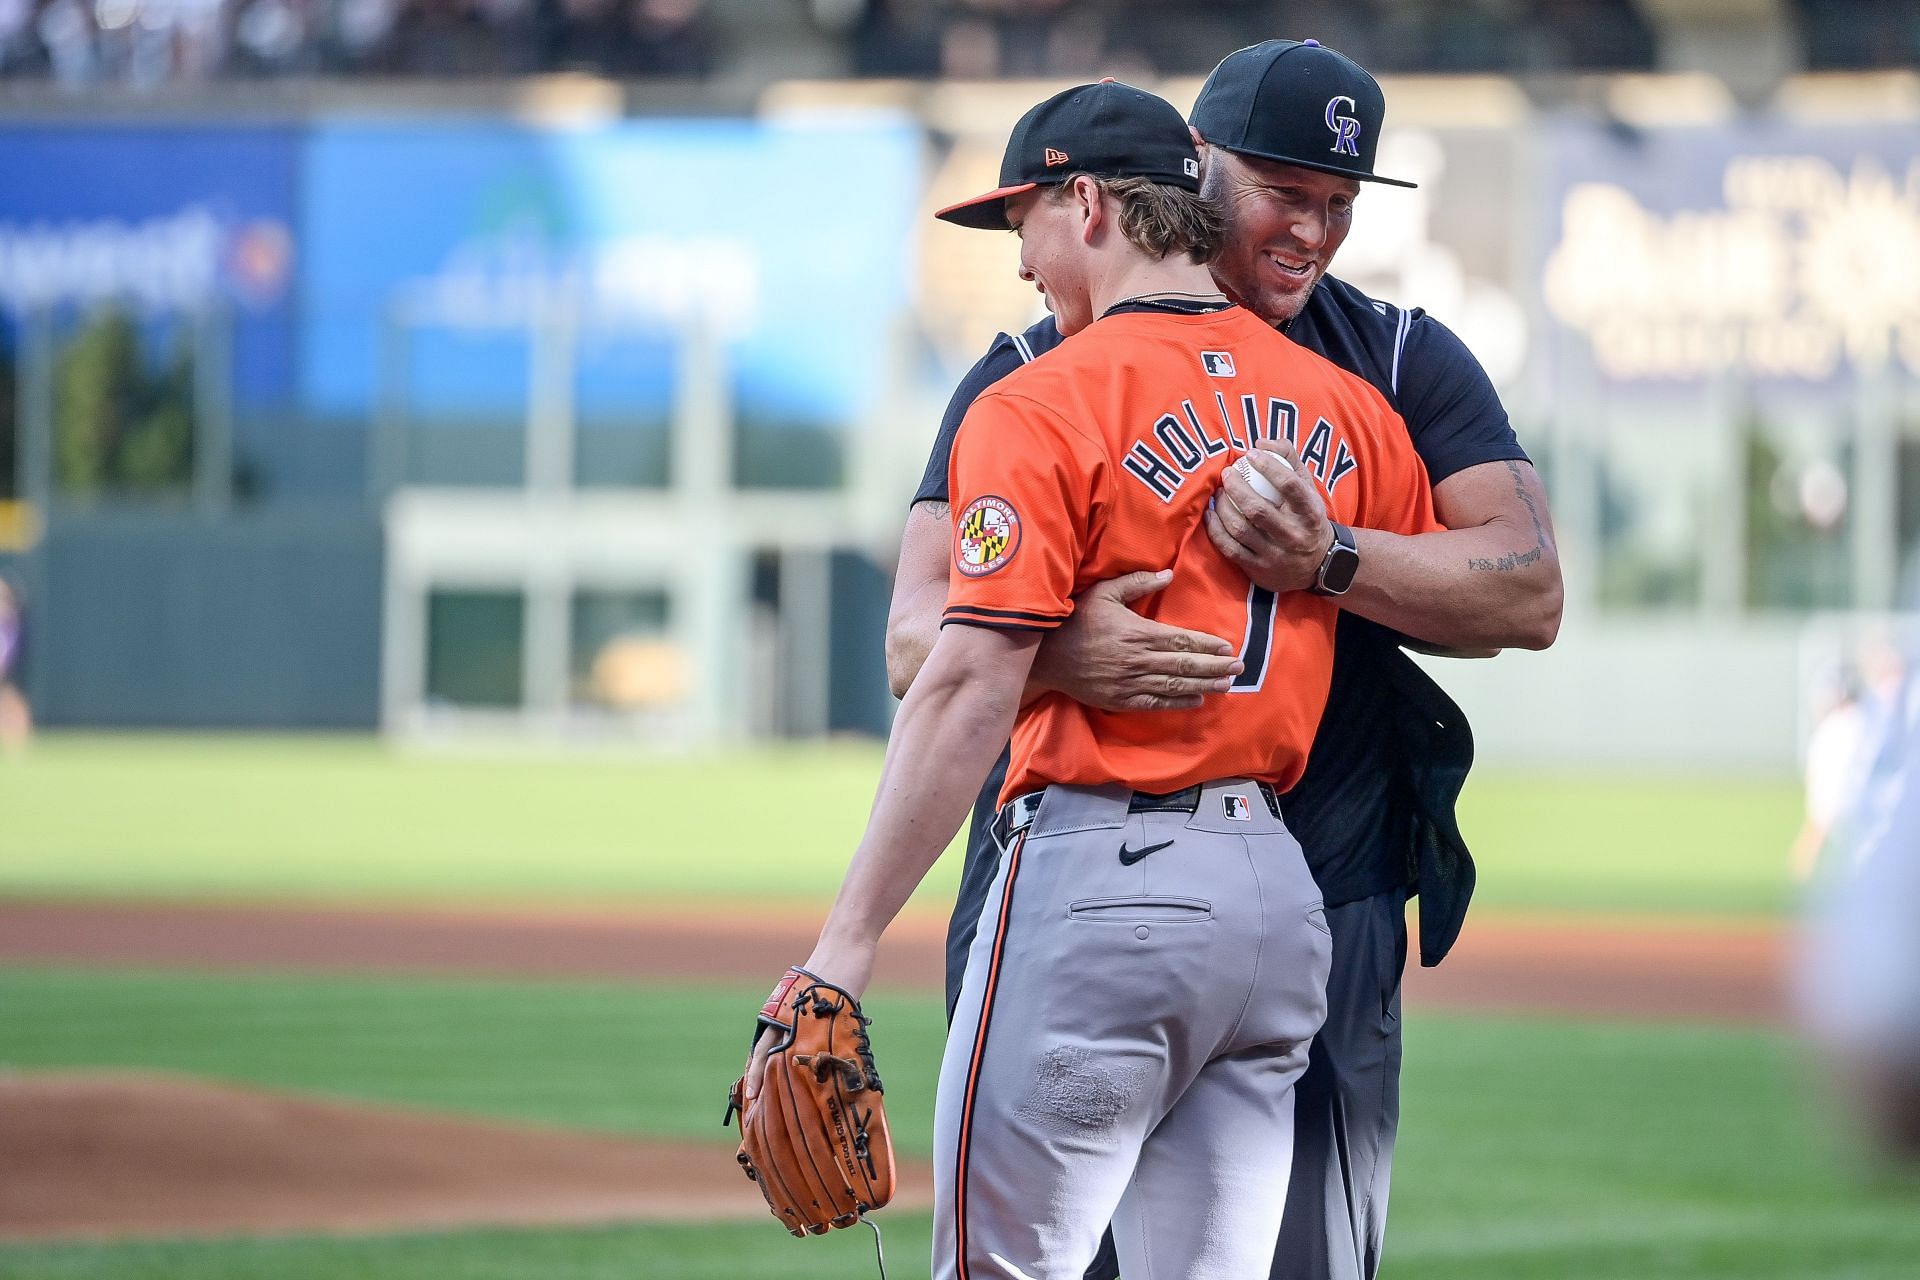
xmin=1222 ymin=793 xmax=1253 ymax=821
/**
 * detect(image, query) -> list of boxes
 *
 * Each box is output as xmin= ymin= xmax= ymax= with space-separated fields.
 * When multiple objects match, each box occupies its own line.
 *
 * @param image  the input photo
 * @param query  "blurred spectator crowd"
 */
xmin=0 ymin=0 xmax=1914 ymax=87
xmin=0 ymin=0 xmax=718 ymax=81
xmin=843 ymin=0 xmax=1658 ymax=79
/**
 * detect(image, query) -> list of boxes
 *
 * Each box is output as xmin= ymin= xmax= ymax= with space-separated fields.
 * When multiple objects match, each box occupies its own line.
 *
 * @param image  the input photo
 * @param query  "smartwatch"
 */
xmin=1310 ymin=522 xmax=1359 ymax=597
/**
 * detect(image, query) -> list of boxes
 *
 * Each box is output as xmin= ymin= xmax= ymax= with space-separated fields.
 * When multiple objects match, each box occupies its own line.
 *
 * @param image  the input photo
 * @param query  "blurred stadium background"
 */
xmin=2 ymin=2 xmax=1919 ymax=1278
xmin=0 ymin=0 xmax=1912 ymax=755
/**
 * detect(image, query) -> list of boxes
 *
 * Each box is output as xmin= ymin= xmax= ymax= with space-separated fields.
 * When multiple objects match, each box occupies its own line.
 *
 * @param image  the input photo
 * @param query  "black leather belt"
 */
xmin=992 ymin=783 xmax=1280 ymax=847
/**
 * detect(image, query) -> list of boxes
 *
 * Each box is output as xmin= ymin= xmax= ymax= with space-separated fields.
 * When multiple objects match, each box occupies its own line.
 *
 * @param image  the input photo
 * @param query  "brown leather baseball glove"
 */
xmin=725 ymin=966 xmax=896 ymax=1237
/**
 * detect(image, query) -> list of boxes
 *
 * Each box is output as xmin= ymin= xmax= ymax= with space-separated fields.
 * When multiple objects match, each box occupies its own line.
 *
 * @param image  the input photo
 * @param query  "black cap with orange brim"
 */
xmin=935 ymin=80 xmax=1203 ymax=231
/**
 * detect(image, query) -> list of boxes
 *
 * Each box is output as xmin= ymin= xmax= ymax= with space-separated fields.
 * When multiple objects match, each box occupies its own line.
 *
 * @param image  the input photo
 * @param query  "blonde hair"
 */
xmin=1050 ymin=173 xmax=1224 ymax=263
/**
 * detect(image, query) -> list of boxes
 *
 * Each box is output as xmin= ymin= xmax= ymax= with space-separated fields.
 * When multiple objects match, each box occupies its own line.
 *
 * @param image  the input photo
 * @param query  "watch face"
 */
xmin=1315 ymin=523 xmax=1359 ymax=596
xmin=1321 ymin=543 xmax=1360 ymax=594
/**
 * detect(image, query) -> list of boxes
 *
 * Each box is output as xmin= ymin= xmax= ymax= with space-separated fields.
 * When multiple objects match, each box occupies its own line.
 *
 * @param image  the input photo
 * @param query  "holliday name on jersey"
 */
xmin=1120 ymin=392 xmax=1361 ymax=503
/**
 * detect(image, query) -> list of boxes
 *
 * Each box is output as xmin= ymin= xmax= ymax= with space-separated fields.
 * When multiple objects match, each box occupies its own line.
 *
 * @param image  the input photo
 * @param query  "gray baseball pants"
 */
xmin=932 ymin=780 xmax=1332 ymax=1280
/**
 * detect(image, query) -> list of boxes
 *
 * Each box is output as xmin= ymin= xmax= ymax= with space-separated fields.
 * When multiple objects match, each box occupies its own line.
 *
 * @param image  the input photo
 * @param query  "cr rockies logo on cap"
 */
xmin=1324 ymin=96 xmax=1362 ymax=156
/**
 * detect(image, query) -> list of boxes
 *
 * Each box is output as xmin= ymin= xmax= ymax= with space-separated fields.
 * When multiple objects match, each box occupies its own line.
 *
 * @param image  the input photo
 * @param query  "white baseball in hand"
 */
xmin=1233 ymin=454 xmax=1288 ymax=504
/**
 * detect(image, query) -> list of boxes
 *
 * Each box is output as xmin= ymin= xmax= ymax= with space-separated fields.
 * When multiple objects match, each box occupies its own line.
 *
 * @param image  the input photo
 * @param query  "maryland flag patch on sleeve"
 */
xmin=955 ymin=495 xmax=1022 ymax=577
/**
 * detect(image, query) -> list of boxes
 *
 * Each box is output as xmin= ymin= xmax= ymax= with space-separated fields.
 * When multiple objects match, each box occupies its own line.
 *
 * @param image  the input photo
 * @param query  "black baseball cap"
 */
xmin=1190 ymin=39 xmax=1416 ymax=189
xmin=936 ymin=80 xmax=1202 ymax=230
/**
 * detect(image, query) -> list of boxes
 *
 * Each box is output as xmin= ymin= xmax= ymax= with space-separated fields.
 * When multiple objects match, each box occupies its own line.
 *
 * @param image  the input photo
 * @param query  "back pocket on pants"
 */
xmin=1067 ymin=896 xmax=1213 ymax=924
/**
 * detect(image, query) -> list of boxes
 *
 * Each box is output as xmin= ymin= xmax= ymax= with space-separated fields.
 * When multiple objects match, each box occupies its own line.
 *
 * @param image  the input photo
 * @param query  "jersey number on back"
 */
xmin=1231 ymin=584 xmax=1276 ymax=693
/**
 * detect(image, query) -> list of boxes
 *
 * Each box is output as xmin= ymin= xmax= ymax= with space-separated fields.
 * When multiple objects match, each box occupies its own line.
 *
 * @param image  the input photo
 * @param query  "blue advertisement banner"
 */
xmin=300 ymin=117 xmax=924 ymax=426
xmin=0 ymin=125 xmax=299 ymax=407
xmin=1539 ymin=119 xmax=1920 ymax=390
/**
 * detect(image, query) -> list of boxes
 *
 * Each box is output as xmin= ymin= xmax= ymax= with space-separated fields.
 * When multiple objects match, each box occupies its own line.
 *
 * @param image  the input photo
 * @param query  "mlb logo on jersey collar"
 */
xmin=1202 ymin=351 xmax=1236 ymax=377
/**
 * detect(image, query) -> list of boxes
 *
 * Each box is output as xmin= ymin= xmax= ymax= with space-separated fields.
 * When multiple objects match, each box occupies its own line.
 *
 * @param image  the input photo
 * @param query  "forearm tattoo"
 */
xmin=1466 ymin=461 xmax=1550 ymax=573
xmin=1467 ymin=547 xmax=1544 ymax=572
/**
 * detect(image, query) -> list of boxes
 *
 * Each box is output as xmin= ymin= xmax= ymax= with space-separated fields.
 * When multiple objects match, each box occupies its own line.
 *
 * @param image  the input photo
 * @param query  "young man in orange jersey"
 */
xmin=743 ymin=80 xmax=1440 ymax=1279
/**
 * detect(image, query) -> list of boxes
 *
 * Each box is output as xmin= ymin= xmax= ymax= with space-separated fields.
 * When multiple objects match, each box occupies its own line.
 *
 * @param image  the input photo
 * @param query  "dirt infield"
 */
xmin=0 ymin=898 xmax=1790 ymax=1244
xmin=0 ymin=1071 xmax=934 ymax=1243
xmin=0 ymin=898 xmax=1792 ymax=1024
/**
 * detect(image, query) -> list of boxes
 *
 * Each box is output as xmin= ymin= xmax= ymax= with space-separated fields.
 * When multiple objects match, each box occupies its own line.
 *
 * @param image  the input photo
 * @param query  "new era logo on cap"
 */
xmin=1044 ymin=147 xmax=1070 ymax=167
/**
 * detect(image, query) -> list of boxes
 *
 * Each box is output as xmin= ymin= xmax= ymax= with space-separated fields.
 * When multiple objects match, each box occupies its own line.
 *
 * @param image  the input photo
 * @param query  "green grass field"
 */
xmin=0 ymin=733 xmax=1804 ymax=916
xmin=0 ymin=734 xmax=1880 ymax=1280
xmin=3 ymin=967 xmax=1915 ymax=1280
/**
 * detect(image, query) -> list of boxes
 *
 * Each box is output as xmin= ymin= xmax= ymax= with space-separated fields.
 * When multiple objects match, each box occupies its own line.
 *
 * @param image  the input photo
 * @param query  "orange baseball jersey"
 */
xmin=944 ymin=305 xmax=1441 ymax=803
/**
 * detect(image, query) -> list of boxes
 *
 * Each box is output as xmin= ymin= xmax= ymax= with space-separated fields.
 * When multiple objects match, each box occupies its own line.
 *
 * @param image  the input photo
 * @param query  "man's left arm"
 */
xmin=1344 ymin=456 xmax=1561 ymax=651
xmin=1209 ymin=317 xmax=1562 ymax=652
xmin=1214 ymin=448 xmax=1561 ymax=652
xmin=744 ymin=622 xmax=1038 ymax=1104
xmin=803 ymin=624 xmax=1040 ymax=999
